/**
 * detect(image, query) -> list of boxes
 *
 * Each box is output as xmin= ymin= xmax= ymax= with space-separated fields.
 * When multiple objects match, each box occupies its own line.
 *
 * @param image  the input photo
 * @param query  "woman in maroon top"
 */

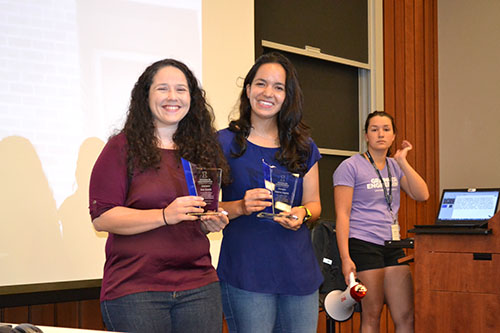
xmin=89 ymin=59 xmax=230 ymax=333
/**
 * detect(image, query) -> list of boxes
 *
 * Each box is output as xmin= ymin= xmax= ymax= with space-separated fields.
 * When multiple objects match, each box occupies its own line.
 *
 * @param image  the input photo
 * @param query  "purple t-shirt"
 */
xmin=89 ymin=133 xmax=218 ymax=301
xmin=333 ymin=153 xmax=403 ymax=245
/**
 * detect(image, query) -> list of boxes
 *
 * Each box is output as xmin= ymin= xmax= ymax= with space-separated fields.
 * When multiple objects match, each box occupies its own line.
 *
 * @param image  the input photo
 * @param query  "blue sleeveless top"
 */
xmin=217 ymin=128 xmax=323 ymax=295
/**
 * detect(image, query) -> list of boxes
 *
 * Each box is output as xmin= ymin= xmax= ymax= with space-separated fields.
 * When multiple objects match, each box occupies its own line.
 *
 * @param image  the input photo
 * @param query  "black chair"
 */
xmin=311 ymin=219 xmax=346 ymax=302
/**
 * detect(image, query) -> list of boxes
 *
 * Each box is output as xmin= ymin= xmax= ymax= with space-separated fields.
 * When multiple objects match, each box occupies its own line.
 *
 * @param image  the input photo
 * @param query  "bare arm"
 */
xmin=92 ymin=195 xmax=205 ymax=235
xmin=300 ymin=161 xmax=322 ymax=223
xmin=394 ymin=140 xmax=429 ymax=201
xmin=334 ymin=185 xmax=357 ymax=285
xmin=274 ymin=162 xmax=321 ymax=230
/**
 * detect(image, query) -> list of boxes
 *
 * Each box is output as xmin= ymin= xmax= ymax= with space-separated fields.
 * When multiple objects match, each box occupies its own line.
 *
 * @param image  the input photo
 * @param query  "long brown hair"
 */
xmin=121 ymin=58 xmax=230 ymax=184
xmin=229 ymin=52 xmax=311 ymax=176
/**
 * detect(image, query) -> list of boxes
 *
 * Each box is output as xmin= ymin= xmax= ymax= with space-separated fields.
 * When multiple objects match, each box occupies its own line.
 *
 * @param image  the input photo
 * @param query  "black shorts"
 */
xmin=348 ymin=238 xmax=407 ymax=272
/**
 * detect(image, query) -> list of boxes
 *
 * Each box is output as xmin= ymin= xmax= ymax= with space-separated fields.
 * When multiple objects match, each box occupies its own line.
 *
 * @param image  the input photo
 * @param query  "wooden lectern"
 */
xmin=412 ymin=211 xmax=500 ymax=332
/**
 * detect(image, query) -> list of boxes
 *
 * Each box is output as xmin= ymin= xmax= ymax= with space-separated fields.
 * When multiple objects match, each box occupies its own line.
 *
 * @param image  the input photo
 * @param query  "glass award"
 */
xmin=181 ymin=158 xmax=222 ymax=216
xmin=257 ymin=159 xmax=299 ymax=220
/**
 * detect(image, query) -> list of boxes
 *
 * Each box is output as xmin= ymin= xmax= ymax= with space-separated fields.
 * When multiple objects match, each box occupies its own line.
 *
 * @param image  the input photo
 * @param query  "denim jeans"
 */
xmin=220 ymin=281 xmax=319 ymax=333
xmin=101 ymin=282 xmax=222 ymax=333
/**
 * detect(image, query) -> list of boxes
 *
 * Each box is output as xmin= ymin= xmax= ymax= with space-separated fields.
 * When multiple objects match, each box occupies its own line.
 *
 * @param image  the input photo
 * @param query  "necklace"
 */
xmin=249 ymin=128 xmax=279 ymax=146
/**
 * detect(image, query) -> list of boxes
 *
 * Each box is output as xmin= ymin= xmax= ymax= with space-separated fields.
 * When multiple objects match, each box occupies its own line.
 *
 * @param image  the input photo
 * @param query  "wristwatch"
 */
xmin=298 ymin=205 xmax=312 ymax=222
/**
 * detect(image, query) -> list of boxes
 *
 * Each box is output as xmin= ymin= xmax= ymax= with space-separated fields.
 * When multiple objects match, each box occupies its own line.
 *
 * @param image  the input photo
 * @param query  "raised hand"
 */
xmin=394 ymin=139 xmax=413 ymax=163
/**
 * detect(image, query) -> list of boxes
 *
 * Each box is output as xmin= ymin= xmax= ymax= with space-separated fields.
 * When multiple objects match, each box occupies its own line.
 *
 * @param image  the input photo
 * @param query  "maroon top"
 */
xmin=89 ymin=133 xmax=218 ymax=301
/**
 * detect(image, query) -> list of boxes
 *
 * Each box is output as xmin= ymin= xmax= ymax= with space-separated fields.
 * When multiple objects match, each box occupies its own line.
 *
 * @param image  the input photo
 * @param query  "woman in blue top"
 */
xmin=217 ymin=52 xmax=323 ymax=333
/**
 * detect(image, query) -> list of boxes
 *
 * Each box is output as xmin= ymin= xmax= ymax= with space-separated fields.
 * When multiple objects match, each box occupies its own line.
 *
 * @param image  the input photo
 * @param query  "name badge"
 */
xmin=391 ymin=224 xmax=400 ymax=241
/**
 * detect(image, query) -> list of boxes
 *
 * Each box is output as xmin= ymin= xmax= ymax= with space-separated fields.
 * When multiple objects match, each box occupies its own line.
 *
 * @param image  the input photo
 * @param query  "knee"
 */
xmin=361 ymin=308 xmax=382 ymax=327
xmin=392 ymin=308 xmax=414 ymax=328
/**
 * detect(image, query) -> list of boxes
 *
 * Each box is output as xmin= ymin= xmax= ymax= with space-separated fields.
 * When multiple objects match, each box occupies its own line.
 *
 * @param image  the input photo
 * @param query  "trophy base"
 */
xmin=257 ymin=212 xmax=298 ymax=220
xmin=188 ymin=212 xmax=221 ymax=216
xmin=187 ymin=211 xmax=228 ymax=216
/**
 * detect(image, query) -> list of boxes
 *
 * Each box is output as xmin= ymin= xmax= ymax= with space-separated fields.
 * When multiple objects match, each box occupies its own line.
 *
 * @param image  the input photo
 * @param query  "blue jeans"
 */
xmin=221 ymin=281 xmax=319 ymax=333
xmin=101 ymin=282 xmax=222 ymax=333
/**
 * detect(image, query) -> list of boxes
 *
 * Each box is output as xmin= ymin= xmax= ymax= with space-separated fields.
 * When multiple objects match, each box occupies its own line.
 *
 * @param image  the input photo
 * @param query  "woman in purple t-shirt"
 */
xmin=89 ymin=59 xmax=230 ymax=333
xmin=333 ymin=111 xmax=429 ymax=332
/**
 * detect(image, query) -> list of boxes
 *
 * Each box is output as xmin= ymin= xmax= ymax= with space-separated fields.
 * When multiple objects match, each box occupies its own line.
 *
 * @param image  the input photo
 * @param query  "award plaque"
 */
xmin=257 ymin=159 xmax=299 ymax=220
xmin=181 ymin=158 xmax=222 ymax=215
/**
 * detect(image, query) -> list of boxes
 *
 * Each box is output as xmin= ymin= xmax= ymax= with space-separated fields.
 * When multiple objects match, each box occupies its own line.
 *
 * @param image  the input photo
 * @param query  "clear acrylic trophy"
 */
xmin=257 ymin=159 xmax=299 ymax=220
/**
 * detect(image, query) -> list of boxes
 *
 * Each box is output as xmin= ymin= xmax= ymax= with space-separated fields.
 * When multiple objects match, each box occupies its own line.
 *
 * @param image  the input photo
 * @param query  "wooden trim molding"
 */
xmin=384 ymin=0 xmax=439 ymax=235
xmin=0 ymin=280 xmax=101 ymax=308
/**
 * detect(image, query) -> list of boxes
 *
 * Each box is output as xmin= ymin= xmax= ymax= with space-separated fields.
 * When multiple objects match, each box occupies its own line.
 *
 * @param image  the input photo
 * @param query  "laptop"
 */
xmin=414 ymin=188 xmax=500 ymax=229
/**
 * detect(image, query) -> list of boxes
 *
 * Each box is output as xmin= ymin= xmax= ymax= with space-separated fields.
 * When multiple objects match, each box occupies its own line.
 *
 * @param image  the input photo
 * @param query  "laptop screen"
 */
xmin=436 ymin=188 xmax=500 ymax=224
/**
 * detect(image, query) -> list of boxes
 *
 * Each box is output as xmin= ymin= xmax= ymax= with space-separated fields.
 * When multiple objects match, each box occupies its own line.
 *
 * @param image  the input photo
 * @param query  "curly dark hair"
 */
xmin=229 ymin=52 xmax=311 ymax=176
xmin=121 ymin=58 xmax=230 ymax=184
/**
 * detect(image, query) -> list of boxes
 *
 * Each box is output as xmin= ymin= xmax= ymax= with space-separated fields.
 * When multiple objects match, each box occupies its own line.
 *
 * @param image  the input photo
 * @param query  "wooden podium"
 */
xmin=411 ymin=211 xmax=500 ymax=332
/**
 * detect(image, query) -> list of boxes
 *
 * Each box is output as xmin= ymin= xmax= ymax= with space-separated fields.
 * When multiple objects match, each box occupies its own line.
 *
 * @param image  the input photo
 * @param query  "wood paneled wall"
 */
xmin=384 ymin=0 xmax=439 ymax=233
xmin=0 ymin=300 xmax=105 ymax=330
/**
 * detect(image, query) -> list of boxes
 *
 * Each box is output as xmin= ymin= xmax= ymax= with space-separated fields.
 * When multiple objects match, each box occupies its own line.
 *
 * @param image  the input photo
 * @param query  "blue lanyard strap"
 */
xmin=181 ymin=157 xmax=198 ymax=196
xmin=365 ymin=151 xmax=393 ymax=212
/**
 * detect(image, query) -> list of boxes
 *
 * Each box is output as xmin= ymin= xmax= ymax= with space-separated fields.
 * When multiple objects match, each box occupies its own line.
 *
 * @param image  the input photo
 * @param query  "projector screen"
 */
xmin=0 ymin=0 xmax=204 ymax=288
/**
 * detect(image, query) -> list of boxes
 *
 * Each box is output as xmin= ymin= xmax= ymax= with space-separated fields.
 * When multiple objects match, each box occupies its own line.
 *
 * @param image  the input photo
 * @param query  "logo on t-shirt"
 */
xmin=367 ymin=176 xmax=398 ymax=190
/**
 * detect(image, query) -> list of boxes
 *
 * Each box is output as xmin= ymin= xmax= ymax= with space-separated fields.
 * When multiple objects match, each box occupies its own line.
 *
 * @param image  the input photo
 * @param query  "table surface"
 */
xmin=1 ymin=323 xmax=113 ymax=333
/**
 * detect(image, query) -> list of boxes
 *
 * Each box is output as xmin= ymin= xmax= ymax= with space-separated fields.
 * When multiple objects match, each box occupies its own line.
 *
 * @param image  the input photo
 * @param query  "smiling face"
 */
xmin=365 ymin=115 xmax=396 ymax=152
xmin=246 ymin=62 xmax=286 ymax=122
xmin=148 ymin=65 xmax=191 ymax=130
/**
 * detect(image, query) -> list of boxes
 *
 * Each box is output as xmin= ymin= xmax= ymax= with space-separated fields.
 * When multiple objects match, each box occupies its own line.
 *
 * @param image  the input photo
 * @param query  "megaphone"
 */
xmin=324 ymin=272 xmax=367 ymax=321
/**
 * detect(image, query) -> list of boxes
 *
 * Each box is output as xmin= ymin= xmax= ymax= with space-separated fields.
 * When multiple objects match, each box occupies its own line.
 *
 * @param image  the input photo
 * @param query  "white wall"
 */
xmin=202 ymin=0 xmax=254 ymax=130
xmin=202 ymin=0 xmax=254 ymax=266
xmin=438 ymin=0 xmax=500 ymax=190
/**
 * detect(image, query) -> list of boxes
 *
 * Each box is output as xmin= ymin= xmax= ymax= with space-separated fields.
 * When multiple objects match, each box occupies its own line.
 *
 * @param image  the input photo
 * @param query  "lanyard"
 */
xmin=365 ymin=151 xmax=396 ymax=223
